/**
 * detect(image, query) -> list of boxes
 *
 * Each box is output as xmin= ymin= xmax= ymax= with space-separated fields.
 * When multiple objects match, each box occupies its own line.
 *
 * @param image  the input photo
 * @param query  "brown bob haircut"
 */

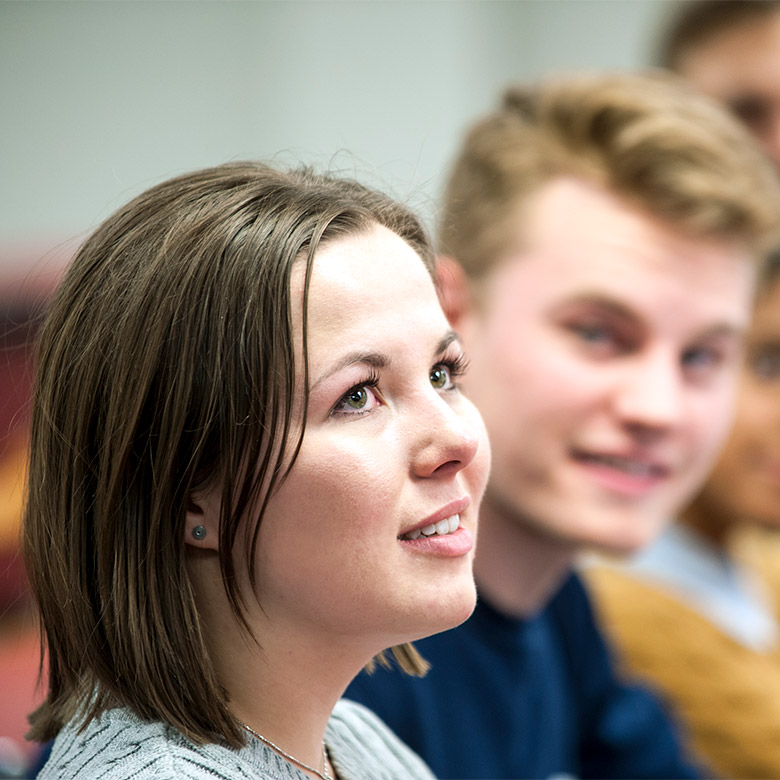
xmin=439 ymin=71 xmax=780 ymax=283
xmin=24 ymin=162 xmax=433 ymax=747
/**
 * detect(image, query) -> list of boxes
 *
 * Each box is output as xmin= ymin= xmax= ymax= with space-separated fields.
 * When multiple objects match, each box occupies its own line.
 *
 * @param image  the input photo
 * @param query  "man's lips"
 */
xmin=570 ymin=448 xmax=675 ymax=498
xmin=570 ymin=448 xmax=671 ymax=480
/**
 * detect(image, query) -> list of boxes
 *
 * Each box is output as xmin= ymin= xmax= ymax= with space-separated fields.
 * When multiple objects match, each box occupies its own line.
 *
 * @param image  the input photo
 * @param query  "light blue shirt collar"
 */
xmin=618 ymin=523 xmax=778 ymax=652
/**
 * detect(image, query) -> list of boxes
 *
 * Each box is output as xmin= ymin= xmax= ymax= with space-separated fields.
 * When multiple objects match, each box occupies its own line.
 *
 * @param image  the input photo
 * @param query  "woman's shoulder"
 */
xmin=38 ymin=701 xmax=436 ymax=780
xmin=37 ymin=707 xmax=261 ymax=780
xmin=329 ymin=699 xmax=436 ymax=780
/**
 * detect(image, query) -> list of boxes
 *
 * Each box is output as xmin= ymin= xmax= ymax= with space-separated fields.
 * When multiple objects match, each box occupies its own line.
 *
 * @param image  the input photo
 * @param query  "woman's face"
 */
xmin=250 ymin=224 xmax=490 ymax=655
xmin=692 ymin=276 xmax=780 ymax=528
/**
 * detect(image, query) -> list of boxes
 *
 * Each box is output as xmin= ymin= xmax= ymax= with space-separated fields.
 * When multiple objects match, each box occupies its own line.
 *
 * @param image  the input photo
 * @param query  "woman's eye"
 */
xmin=333 ymin=381 xmax=380 ymax=416
xmin=430 ymin=365 xmax=453 ymax=390
xmin=344 ymin=387 xmax=370 ymax=409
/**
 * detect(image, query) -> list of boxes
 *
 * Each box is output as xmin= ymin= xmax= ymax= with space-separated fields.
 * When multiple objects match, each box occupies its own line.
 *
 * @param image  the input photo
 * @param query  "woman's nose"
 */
xmin=410 ymin=394 xmax=481 ymax=480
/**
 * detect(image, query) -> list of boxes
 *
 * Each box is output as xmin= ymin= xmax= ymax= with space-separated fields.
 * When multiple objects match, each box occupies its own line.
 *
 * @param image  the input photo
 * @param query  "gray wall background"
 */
xmin=0 ymin=1 xmax=681 ymax=270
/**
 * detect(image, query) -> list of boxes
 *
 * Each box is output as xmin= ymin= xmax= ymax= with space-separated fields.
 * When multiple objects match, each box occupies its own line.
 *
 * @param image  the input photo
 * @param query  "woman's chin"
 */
xmin=407 ymin=581 xmax=478 ymax=641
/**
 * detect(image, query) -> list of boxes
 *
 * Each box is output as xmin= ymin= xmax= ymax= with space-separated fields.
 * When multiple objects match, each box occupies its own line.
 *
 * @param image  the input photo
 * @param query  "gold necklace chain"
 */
xmin=241 ymin=722 xmax=333 ymax=780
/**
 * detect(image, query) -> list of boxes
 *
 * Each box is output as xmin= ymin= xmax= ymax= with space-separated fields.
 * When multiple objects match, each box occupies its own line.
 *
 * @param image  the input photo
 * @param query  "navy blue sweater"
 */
xmin=346 ymin=573 xmax=706 ymax=780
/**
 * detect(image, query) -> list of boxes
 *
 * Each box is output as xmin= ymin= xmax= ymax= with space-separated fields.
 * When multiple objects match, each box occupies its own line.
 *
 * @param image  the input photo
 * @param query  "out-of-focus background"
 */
xmin=1 ymin=1 xmax=677 ymax=251
xmin=0 ymin=1 xmax=677 ymax=775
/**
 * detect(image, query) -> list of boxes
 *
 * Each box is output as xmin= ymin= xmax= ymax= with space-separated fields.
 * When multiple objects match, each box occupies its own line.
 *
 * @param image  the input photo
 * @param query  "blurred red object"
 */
xmin=0 ymin=243 xmax=64 ymax=773
xmin=0 ymin=615 xmax=44 ymax=768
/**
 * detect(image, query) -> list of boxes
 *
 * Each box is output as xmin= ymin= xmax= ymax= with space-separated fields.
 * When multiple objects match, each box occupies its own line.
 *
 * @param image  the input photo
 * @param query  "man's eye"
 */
xmin=683 ymin=348 xmax=718 ymax=366
xmin=566 ymin=321 xmax=628 ymax=356
xmin=577 ymin=324 xmax=612 ymax=344
xmin=682 ymin=346 xmax=722 ymax=376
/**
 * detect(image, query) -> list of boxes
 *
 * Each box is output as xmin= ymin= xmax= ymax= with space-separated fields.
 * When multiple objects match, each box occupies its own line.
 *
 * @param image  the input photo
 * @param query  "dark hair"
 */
xmin=23 ymin=161 xmax=433 ymax=746
xmin=659 ymin=0 xmax=780 ymax=70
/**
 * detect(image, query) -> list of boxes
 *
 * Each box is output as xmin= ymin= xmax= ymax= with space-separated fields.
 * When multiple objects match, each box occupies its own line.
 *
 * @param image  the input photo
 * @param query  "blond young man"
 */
xmin=347 ymin=72 xmax=780 ymax=779
xmin=568 ymin=6 xmax=780 ymax=777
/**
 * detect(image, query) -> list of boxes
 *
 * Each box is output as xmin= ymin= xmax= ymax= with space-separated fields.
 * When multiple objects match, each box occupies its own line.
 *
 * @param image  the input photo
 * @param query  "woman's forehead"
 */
xmin=298 ymin=226 xmax=445 ymax=360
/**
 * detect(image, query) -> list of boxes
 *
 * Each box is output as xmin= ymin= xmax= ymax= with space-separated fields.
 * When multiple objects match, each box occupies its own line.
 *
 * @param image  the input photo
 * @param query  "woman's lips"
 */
xmin=398 ymin=525 xmax=474 ymax=557
xmin=401 ymin=513 xmax=461 ymax=540
xmin=398 ymin=496 xmax=473 ymax=557
xmin=398 ymin=496 xmax=471 ymax=539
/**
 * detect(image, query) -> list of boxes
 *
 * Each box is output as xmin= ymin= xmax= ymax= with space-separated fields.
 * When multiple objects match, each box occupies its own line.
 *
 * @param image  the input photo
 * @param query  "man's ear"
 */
xmin=435 ymin=255 xmax=472 ymax=331
xmin=184 ymin=490 xmax=221 ymax=551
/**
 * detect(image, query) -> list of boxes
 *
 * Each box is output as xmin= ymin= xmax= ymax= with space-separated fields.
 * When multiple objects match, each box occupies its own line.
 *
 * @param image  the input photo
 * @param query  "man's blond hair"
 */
xmin=439 ymin=71 xmax=780 ymax=279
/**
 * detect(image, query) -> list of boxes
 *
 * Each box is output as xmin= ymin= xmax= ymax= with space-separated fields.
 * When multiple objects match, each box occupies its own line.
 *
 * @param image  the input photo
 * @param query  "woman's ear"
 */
xmin=435 ymin=255 xmax=472 ymax=330
xmin=184 ymin=490 xmax=221 ymax=551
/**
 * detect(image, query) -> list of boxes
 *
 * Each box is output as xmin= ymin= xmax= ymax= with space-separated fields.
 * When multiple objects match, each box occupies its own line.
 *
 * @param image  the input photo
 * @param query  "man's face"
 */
xmin=457 ymin=177 xmax=755 ymax=554
xmin=677 ymin=12 xmax=780 ymax=168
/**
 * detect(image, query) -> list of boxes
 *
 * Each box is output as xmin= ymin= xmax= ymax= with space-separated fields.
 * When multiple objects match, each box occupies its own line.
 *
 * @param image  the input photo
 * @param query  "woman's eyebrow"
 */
xmin=311 ymin=330 xmax=461 ymax=390
xmin=436 ymin=330 xmax=461 ymax=356
xmin=311 ymin=351 xmax=389 ymax=390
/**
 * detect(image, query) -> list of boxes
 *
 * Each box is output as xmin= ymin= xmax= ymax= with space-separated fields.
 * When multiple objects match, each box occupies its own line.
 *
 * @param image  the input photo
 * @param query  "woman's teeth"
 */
xmin=402 ymin=514 xmax=460 ymax=540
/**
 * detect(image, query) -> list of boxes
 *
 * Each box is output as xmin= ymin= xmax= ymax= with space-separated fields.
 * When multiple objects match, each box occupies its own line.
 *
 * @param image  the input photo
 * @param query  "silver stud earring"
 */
xmin=192 ymin=525 xmax=206 ymax=540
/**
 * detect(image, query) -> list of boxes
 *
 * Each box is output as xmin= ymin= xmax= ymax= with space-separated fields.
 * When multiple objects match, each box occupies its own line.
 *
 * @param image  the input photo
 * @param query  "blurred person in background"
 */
xmin=660 ymin=0 xmax=780 ymax=169
xmin=579 ymin=6 xmax=780 ymax=780
xmin=588 ymin=251 xmax=780 ymax=779
xmin=347 ymin=71 xmax=780 ymax=780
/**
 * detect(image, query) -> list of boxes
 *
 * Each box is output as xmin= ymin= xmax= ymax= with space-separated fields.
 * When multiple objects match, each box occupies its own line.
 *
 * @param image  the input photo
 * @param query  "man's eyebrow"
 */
xmin=555 ymin=293 xmax=745 ymax=340
xmin=553 ymin=293 xmax=638 ymax=322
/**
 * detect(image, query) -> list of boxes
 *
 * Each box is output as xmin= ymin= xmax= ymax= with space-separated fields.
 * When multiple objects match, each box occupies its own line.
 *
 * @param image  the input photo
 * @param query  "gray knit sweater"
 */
xmin=38 ymin=698 xmax=436 ymax=779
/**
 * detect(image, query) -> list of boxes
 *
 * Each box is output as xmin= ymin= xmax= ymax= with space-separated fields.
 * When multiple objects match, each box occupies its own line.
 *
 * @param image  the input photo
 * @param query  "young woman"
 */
xmin=588 ymin=254 xmax=780 ymax=779
xmin=23 ymin=162 xmax=490 ymax=780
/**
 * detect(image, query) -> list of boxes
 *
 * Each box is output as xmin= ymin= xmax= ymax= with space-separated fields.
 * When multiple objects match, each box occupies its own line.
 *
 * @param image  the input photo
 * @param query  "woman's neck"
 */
xmin=188 ymin=555 xmax=362 ymax=776
xmin=224 ymin=634 xmax=344 ymax=778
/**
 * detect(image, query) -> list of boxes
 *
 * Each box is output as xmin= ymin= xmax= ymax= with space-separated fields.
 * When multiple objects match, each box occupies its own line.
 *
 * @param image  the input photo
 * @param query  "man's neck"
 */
xmin=473 ymin=493 xmax=577 ymax=618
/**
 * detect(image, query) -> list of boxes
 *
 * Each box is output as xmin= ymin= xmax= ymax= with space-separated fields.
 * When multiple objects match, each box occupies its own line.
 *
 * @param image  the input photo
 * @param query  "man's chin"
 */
xmin=576 ymin=517 xmax=666 ymax=557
